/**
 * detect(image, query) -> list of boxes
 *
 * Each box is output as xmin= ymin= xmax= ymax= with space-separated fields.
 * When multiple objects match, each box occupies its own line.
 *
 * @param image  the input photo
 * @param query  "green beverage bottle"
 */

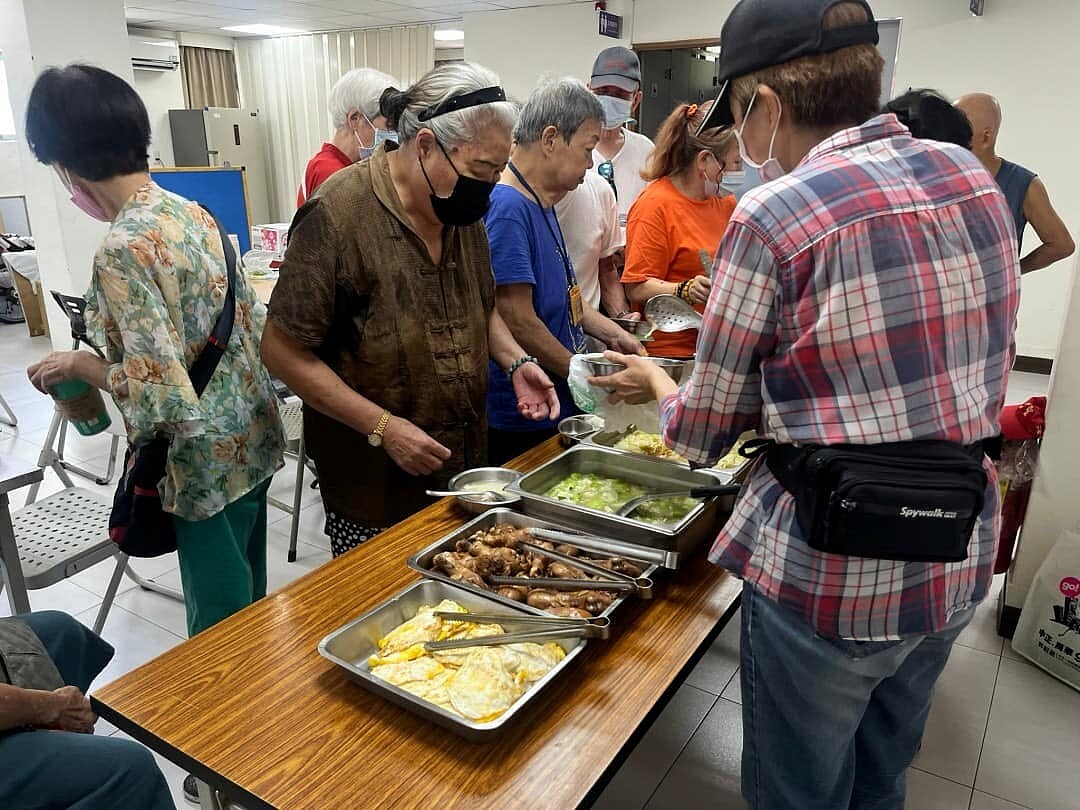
xmin=49 ymin=379 xmax=112 ymax=436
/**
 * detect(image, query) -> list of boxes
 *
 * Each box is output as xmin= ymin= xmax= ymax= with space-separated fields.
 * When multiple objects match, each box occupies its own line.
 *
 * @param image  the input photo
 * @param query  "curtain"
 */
xmin=181 ymin=47 xmax=241 ymax=109
xmin=235 ymin=26 xmax=434 ymax=222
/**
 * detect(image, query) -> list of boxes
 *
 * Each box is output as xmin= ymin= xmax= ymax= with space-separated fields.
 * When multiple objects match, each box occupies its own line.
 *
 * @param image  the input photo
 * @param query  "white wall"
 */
xmin=0 ymin=140 xmax=21 ymax=195
xmin=1 ymin=0 xmax=132 ymax=344
xmin=632 ymin=0 xmax=1080 ymax=360
xmin=177 ymin=31 xmax=234 ymax=51
xmin=132 ymin=68 xmax=184 ymax=167
xmin=464 ymin=0 xmax=634 ymax=102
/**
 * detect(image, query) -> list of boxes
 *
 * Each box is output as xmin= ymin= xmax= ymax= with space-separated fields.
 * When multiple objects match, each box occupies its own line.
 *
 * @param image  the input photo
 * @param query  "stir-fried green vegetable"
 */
xmin=543 ymin=472 xmax=697 ymax=525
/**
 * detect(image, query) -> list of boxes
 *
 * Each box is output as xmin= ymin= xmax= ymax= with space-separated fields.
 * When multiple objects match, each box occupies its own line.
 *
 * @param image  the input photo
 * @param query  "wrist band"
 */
xmin=508 ymin=355 xmax=538 ymax=376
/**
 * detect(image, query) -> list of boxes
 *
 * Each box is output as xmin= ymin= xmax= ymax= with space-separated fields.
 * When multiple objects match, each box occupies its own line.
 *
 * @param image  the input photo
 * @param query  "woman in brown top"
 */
xmin=262 ymin=63 xmax=559 ymax=556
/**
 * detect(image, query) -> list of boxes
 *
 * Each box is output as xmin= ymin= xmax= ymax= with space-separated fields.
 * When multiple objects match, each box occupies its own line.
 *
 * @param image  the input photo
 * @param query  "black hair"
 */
xmin=885 ymin=88 xmax=973 ymax=149
xmin=25 ymin=64 xmax=151 ymax=181
xmin=378 ymin=87 xmax=408 ymax=132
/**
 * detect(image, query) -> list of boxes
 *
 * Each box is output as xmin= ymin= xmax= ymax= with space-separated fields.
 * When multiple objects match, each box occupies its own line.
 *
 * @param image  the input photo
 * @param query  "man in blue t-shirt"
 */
xmin=485 ymin=78 xmax=644 ymax=464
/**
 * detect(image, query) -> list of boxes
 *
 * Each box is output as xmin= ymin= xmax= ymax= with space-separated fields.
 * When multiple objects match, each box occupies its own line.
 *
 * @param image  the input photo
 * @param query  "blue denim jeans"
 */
xmin=740 ymin=583 xmax=975 ymax=810
xmin=0 ymin=612 xmax=174 ymax=810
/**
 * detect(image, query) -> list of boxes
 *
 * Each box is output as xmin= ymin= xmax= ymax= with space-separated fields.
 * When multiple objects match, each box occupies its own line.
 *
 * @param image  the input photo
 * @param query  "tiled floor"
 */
xmin=1 ymin=321 xmax=1073 ymax=810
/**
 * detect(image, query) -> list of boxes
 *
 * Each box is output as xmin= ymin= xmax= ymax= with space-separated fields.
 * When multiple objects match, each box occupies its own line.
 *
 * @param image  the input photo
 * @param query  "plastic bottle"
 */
xmin=49 ymin=379 xmax=111 ymax=436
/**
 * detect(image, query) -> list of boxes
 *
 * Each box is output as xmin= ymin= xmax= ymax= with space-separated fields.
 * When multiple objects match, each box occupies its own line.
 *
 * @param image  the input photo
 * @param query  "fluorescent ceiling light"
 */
xmin=222 ymin=24 xmax=306 ymax=36
xmin=141 ymin=39 xmax=178 ymax=48
xmin=705 ymin=45 xmax=721 ymax=54
xmin=434 ymin=29 xmax=464 ymax=41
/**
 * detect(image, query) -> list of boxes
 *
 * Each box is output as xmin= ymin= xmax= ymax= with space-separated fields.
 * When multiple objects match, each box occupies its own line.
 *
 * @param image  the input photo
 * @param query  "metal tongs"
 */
xmin=487 ymin=539 xmax=654 ymax=599
xmin=424 ymin=610 xmax=610 ymax=651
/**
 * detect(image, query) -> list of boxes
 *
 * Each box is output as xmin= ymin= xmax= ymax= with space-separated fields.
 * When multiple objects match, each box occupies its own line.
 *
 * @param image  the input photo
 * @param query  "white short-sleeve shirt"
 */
xmin=592 ymin=128 xmax=656 ymax=234
xmin=554 ymin=171 xmax=624 ymax=311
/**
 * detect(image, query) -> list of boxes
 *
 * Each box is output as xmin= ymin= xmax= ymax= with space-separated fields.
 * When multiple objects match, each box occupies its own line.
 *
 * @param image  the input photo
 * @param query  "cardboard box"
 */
xmin=250 ymin=223 xmax=290 ymax=259
xmin=11 ymin=268 xmax=48 ymax=337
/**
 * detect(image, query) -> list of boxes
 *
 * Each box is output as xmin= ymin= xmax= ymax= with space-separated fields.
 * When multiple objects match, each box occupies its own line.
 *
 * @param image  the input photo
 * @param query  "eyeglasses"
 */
xmin=596 ymin=160 xmax=617 ymax=199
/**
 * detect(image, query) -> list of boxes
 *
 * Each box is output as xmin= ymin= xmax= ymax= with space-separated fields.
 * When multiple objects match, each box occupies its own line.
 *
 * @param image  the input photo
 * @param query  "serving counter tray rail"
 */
xmin=91 ymin=439 xmax=741 ymax=810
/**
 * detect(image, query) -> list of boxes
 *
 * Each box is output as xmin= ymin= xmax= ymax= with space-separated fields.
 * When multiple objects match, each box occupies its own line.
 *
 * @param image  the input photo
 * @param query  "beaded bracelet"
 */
xmin=508 ymin=355 xmax=539 ymax=376
xmin=677 ymin=280 xmax=692 ymax=302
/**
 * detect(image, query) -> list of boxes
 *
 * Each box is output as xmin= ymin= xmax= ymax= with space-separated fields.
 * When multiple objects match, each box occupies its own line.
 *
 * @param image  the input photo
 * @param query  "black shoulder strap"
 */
xmin=187 ymin=206 xmax=237 ymax=397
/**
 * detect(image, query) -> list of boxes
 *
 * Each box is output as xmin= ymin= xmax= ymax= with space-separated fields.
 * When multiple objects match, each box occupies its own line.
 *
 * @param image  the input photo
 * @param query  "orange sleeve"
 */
xmin=622 ymin=191 xmax=674 ymax=284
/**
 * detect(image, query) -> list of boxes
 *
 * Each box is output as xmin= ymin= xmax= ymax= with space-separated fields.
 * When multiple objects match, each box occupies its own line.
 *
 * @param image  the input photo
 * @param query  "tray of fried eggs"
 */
xmin=318 ymin=579 xmax=586 ymax=739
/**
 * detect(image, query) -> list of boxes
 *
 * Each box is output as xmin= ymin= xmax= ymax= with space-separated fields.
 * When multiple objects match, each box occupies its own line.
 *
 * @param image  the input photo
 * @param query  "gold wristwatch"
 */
xmin=368 ymin=410 xmax=391 ymax=447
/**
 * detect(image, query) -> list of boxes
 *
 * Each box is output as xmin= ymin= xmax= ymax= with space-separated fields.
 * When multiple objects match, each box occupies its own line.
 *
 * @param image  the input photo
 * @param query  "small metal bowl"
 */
xmin=557 ymin=414 xmax=605 ymax=447
xmin=611 ymin=317 xmax=654 ymax=341
xmin=581 ymin=352 xmax=626 ymax=377
xmin=446 ymin=467 xmax=522 ymax=515
xmin=648 ymin=356 xmax=691 ymax=383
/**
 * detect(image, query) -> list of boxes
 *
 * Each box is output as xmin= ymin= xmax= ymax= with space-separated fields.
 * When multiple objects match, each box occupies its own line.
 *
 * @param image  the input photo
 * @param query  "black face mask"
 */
xmin=419 ymin=140 xmax=496 ymax=227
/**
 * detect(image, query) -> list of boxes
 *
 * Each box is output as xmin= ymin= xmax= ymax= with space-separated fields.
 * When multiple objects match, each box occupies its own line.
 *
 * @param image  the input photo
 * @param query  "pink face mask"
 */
xmin=60 ymin=168 xmax=111 ymax=222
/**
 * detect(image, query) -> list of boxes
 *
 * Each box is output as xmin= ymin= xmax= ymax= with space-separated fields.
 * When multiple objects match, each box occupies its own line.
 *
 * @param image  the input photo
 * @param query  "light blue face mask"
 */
xmin=357 ymin=115 xmax=399 ymax=160
xmin=720 ymin=165 xmax=762 ymax=199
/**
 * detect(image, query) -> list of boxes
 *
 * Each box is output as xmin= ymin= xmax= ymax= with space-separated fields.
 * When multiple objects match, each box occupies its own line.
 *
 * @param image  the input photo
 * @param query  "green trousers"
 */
xmin=172 ymin=480 xmax=270 ymax=637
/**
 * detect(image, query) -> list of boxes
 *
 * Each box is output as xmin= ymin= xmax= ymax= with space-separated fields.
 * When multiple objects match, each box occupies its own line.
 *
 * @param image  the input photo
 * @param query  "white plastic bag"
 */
xmin=1011 ymin=528 xmax=1080 ymax=692
xmin=566 ymin=354 xmax=662 ymax=434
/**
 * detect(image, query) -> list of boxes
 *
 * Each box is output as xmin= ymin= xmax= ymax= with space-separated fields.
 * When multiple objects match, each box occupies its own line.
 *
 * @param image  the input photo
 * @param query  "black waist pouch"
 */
xmin=760 ymin=439 xmax=988 ymax=562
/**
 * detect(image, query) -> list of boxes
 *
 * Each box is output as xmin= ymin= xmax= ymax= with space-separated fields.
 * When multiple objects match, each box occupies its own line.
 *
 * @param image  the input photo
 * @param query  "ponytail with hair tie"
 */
xmin=378 ymin=86 xmax=409 ymax=131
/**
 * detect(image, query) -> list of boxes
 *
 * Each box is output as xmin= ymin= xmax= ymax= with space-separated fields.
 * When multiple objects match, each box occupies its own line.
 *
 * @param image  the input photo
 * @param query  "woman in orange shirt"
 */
xmin=621 ymin=102 xmax=741 ymax=358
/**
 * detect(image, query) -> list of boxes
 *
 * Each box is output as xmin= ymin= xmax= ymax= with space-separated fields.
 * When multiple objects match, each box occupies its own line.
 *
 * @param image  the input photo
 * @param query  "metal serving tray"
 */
xmin=318 ymin=579 xmax=586 ymax=741
xmin=506 ymin=446 xmax=723 ymax=565
xmin=580 ymin=426 xmax=753 ymax=484
xmin=408 ymin=508 xmax=660 ymax=619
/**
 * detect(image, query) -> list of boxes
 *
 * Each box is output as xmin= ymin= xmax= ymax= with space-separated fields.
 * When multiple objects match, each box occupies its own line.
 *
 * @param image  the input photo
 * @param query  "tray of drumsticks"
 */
xmin=407 ymin=509 xmax=663 ymax=621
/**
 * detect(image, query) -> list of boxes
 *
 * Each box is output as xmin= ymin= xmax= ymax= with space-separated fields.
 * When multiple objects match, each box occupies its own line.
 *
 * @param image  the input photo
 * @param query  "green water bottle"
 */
xmin=50 ymin=378 xmax=112 ymax=436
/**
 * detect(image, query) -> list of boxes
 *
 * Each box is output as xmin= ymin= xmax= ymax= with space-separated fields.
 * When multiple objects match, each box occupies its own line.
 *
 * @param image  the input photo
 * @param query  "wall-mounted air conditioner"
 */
xmin=130 ymin=36 xmax=180 ymax=71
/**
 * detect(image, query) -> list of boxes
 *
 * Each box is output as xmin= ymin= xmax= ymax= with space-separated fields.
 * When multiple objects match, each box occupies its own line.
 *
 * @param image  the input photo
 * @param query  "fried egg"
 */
xmin=446 ymin=646 xmax=524 ymax=722
xmin=369 ymin=600 xmax=565 ymax=722
xmin=376 ymin=599 xmax=466 ymax=654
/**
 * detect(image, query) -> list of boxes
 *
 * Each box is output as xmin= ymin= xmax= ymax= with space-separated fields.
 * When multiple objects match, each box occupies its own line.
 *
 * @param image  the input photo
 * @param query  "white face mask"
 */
xmin=702 ymin=158 xmax=725 ymax=198
xmin=735 ymin=91 xmax=785 ymax=182
xmin=596 ymin=95 xmax=633 ymax=130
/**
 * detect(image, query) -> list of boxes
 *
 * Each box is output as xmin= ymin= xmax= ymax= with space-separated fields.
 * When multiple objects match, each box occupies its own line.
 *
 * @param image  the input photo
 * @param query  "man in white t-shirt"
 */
xmin=554 ymin=170 xmax=629 ymax=317
xmin=589 ymin=47 xmax=656 ymax=236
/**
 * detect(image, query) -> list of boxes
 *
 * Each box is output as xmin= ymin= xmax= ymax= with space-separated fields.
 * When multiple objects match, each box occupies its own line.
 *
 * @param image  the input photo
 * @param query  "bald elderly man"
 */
xmin=957 ymin=92 xmax=1074 ymax=274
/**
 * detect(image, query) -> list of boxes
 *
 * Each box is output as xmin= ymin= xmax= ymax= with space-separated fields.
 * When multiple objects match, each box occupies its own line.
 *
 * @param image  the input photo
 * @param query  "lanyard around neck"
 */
xmin=507 ymin=162 xmax=577 ymax=289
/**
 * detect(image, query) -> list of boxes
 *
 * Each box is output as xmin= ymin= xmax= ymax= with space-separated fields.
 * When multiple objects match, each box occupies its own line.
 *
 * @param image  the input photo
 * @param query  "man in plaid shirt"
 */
xmin=594 ymin=1 xmax=1019 ymax=807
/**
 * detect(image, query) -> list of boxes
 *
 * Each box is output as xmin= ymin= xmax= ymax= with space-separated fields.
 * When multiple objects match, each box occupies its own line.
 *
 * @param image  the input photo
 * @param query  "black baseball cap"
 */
xmin=698 ymin=0 xmax=879 ymax=132
xmin=591 ymin=47 xmax=641 ymax=92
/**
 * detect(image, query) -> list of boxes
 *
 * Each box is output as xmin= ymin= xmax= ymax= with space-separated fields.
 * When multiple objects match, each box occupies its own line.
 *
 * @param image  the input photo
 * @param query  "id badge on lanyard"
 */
xmin=568 ymin=283 xmax=584 ymax=326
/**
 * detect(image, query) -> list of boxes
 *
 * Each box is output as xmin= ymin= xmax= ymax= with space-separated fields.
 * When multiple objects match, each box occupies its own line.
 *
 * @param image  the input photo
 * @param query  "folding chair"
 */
xmin=0 ymin=391 xmax=15 ymax=427
xmin=2 ymin=292 xmax=183 ymax=623
xmin=27 ymin=292 xmax=123 ymax=488
xmin=267 ymin=400 xmax=307 ymax=562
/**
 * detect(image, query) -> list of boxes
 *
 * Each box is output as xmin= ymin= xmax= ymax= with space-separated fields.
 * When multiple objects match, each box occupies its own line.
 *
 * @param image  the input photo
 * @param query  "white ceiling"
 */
xmin=124 ymin=0 xmax=573 ymax=35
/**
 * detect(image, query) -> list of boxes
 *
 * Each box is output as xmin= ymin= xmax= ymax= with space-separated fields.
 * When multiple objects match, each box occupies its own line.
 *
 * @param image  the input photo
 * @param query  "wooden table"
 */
xmin=92 ymin=440 xmax=742 ymax=809
xmin=250 ymin=277 xmax=276 ymax=305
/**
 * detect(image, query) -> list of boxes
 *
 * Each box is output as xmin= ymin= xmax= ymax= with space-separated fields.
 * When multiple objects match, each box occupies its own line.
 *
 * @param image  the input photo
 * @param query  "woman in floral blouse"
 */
xmin=25 ymin=65 xmax=284 ymax=640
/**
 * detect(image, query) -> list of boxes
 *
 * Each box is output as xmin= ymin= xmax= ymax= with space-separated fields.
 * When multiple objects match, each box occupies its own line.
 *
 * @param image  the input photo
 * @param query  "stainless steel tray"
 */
xmin=580 ymin=425 xmax=753 ymax=483
xmin=506 ymin=446 xmax=723 ymax=565
xmin=318 ymin=579 xmax=586 ymax=741
xmin=408 ymin=508 xmax=660 ymax=618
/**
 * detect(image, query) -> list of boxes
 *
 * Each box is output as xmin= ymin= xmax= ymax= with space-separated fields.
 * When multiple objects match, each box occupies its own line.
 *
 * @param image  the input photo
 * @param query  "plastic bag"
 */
xmin=566 ymin=354 xmax=663 ymax=434
xmin=1011 ymin=528 xmax=1080 ymax=692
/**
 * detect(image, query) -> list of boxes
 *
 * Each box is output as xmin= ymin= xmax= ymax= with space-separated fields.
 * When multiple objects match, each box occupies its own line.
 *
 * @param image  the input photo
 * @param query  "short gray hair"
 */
xmin=380 ymin=62 xmax=518 ymax=148
xmin=513 ymin=77 xmax=603 ymax=146
xmin=328 ymin=67 xmax=399 ymax=128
